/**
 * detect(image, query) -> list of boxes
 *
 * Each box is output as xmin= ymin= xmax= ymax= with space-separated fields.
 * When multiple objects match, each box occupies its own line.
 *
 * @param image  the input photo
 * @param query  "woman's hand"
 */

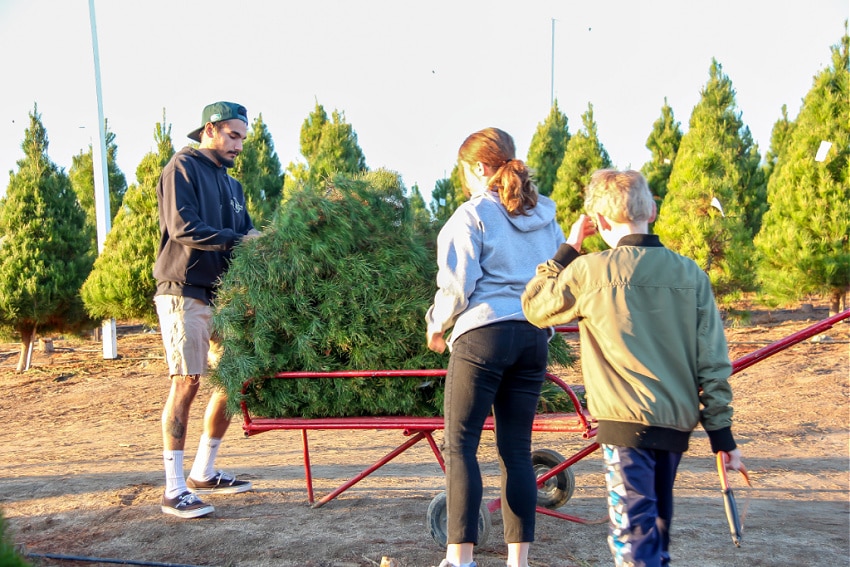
xmin=427 ymin=331 xmax=447 ymax=354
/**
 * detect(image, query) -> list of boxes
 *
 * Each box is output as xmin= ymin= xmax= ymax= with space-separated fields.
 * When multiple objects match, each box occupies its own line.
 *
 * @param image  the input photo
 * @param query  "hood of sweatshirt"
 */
xmin=475 ymin=189 xmax=559 ymax=233
xmin=180 ymin=146 xmax=226 ymax=170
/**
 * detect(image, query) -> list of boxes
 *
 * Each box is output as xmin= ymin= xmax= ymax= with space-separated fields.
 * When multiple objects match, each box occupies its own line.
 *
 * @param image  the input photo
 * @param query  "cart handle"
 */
xmin=731 ymin=309 xmax=849 ymax=374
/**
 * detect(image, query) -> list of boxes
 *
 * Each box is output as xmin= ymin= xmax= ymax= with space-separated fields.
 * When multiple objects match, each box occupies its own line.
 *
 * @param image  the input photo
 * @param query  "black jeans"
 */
xmin=443 ymin=321 xmax=549 ymax=544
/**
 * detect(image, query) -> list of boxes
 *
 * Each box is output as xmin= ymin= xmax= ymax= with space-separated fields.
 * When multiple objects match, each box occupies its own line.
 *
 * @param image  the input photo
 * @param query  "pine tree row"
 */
xmin=0 ymin=37 xmax=846 ymax=376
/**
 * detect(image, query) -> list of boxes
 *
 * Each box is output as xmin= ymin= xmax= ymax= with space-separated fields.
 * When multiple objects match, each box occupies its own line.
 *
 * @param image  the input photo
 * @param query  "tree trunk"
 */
xmin=16 ymin=326 xmax=35 ymax=373
xmin=830 ymin=288 xmax=848 ymax=316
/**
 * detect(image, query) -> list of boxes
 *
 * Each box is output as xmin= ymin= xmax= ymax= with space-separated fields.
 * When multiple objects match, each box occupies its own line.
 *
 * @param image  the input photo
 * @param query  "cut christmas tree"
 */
xmin=211 ymin=170 xmax=573 ymax=418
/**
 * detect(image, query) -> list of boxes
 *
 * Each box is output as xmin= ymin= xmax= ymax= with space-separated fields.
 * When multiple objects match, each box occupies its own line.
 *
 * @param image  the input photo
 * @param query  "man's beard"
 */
xmin=212 ymin=148 xmax=236 ymax=168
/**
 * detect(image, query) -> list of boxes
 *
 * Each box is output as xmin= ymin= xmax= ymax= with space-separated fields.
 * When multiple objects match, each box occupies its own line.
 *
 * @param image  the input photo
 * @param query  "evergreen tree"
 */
xmin=754 ymin=31 xmax=850 ymax=314
xmin=68 ymin=121 xmax=127 ymax=252
xmin=0 ymin=105 xmax=93 ymax=371
xmin=284 ymin=102 xmax=367 ymax=194
xmin=429 ymin=165 xmax=464 ymax=225
xmin=81 ymin=117 xmax=174 ymax=324
xmin=211 ymin=168 xmax=574 ymax=418
xmin=231 ymin=113 xmax=284 ymax=228
xmin=312 ymin=109 xmax=367 ymax=179
xmin=550 ymin=103 xmax=612 ymax=250
xmin=641 ymin=98 xmax=682 ymax=201
xmin=299 ymin=100 xmax=328 ymax=162
xmin=211 ymin=169 xmax=445 ymax=418
xmin=280 ymin=102 xmax=328 ymax=199
xmin=654 ymin=59 xmax=765 ymax=298
xmin=739 ymin=132 xmax=768 ymax=237
xmin=762 ymin=104 xmax=795 ymax=184
xmin=407 ymin=182 xmax=435 ymax=240
xmin=527 ymin=100 xmax=570 ymax=196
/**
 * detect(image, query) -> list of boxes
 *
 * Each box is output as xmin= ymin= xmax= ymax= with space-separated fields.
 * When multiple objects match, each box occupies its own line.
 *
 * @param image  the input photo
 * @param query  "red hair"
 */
xmin=458 ymin=128 xmax=538 ymax=216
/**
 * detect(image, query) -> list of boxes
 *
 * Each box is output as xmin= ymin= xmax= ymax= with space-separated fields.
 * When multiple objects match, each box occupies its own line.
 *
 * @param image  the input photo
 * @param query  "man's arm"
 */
xmin=160 ymin=161 xmax=243 ymax=251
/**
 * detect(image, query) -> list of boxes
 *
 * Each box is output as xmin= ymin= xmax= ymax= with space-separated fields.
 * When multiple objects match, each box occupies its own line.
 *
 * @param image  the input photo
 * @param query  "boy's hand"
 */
xmin=723 ymin=448 xmax=745 ymax=473
xmin=567 ymin=214 xmax=597 ymax=252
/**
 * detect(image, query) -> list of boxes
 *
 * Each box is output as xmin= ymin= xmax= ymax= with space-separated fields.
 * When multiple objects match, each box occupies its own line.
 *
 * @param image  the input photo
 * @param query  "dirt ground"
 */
xmin=1 ymin=301 xmax=848 ymax=567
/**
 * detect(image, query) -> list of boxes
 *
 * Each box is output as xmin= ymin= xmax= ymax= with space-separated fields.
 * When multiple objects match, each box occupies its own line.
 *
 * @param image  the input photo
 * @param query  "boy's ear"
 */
xmin=595 ymin=213 xmax=611 ymax=231
xmin=649 ymin=201 xmax=657 ymax=223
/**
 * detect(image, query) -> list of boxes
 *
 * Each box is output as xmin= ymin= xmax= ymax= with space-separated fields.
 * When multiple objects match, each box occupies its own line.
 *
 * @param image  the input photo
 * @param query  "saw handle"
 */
xmin=717 ymin=451 xmax=750 ymax=547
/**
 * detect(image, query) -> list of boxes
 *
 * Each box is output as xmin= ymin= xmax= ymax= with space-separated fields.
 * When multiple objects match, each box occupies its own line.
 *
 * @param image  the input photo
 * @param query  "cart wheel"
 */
xmin=426 ymin=491 xmax=491 ymax=548
xmin=533 ymin=448 xmax=575 ymax=509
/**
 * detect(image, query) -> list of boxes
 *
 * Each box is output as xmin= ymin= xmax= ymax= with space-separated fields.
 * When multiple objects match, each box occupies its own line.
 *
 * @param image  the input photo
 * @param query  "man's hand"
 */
xmin=243 ymin=228 xmax=261 ymax=241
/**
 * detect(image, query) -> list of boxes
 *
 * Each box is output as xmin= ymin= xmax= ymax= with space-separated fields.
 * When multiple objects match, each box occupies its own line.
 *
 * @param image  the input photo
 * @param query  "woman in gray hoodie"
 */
xmin=426 ymin=127 xmax=565 ymax=567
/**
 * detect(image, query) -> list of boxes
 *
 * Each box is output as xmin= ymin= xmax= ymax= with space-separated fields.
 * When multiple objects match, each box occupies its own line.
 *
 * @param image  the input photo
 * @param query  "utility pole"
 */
xmin=88 ymin=0 xmax=117 ymax=359
xmin=551 ymin=18 xmax=556 ymax=106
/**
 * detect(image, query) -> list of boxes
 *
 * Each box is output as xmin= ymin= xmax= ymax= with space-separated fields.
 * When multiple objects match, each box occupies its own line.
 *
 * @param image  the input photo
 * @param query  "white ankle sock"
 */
xmin=163 ymin=450 xmax=186 ymax=498
xmin=189 ymin=434 xmax=221 ymax=481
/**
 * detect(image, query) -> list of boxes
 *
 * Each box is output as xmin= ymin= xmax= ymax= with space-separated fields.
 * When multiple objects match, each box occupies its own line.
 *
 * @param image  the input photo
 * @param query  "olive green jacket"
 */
xmin=522 ymin=235 xmax=736 ymax=453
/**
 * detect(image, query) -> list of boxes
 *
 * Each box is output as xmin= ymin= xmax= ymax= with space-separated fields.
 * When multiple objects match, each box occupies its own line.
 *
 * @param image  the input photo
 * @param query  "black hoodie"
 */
xmin=153 ymin=147 xmax=254 ymax=304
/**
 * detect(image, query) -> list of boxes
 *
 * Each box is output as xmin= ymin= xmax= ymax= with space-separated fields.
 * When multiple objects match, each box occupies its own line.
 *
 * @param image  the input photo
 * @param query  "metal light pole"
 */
xmin=550 ymin=18 xmax=556 ymax=106
xmin=88 ymin=0 xmax=117 ymax=359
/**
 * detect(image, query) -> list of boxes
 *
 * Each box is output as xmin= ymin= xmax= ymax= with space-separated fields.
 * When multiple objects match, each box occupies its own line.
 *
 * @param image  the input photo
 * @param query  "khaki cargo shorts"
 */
xmin=154 ymin=295 xmax=221 ymax=377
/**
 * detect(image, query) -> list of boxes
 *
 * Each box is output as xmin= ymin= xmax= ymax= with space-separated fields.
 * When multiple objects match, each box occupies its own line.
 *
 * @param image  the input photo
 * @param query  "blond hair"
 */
xmin=458 ymin=127 xmax=538 ymax=216
xmin=583 ymin=169 xmax=654 ymax=223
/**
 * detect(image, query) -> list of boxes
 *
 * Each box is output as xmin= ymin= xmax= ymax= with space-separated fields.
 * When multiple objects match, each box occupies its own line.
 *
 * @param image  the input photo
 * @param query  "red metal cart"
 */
xmin=240 ymin=310 xmax=849 ymax=546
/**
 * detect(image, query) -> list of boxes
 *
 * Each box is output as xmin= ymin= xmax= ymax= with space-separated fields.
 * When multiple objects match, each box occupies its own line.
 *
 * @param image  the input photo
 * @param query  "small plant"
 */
xmin=723 ymin=307 xmax=753 ymax=328
xmin=0 ymin=511 xmax=31 ymax=567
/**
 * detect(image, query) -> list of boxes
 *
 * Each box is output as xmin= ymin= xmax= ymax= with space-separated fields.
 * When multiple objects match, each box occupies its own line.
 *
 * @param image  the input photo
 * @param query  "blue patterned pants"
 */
xmin=603 ymin=444 xmax=683 ymax=566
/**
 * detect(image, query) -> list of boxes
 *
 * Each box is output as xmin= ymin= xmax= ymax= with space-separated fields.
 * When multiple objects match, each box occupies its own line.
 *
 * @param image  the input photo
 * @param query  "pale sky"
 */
xmin=0 ymin=0 xmax=846 ymax=204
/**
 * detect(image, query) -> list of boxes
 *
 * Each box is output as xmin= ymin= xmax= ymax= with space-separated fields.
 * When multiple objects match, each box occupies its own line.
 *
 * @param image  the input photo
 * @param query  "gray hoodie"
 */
xmin=426 ymin=189 xmax=565 ymax=347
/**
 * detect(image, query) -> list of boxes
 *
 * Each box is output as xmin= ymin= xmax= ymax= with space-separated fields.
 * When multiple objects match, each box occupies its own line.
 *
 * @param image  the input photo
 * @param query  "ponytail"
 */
xmin=458 ymin=128 xmax=539 ymax=216
xmin=489 ymin=159 xmax=538 ymax=216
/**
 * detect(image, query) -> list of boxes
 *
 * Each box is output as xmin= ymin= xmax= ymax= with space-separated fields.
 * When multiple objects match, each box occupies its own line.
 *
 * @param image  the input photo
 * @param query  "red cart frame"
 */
xmin=241 ymin=367 xmax=599 ymax=524
xmin=240 ymin=325 xmax=603 ymax=524
xmin=240 ymin=310 xmax=849 ymax=525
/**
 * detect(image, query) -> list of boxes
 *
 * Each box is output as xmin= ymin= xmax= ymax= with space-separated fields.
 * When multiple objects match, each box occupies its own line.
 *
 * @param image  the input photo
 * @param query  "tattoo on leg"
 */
xmin=167 ymin=417 xmax=186 ymax=440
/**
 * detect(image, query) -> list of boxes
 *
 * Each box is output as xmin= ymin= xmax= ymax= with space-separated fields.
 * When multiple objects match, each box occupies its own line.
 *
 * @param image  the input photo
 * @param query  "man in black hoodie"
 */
xmin=153 ymin=101 xmax=260 ymax=518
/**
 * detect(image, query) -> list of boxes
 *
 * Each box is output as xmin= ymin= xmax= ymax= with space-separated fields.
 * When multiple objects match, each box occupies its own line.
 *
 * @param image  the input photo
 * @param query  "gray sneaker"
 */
xmin=186 ymin=470 xmax=252 ymax=494
xmin=161 ymin=491 xmax=214 ymax=518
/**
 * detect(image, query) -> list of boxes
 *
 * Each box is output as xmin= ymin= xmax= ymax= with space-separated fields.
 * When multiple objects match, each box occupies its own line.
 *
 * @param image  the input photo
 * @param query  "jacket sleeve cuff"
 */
xmin=552 ymin=243 xmax=580 ymax=268
xmin=707 ymin=426 xmax=737 ymax=453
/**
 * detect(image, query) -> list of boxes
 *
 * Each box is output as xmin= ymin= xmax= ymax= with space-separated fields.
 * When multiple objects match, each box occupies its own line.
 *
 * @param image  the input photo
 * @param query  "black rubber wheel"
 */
xmin=426 ymin=491 xmax=491 ymax=548
xmin=532 ymin=448 xmax=575 ymax=509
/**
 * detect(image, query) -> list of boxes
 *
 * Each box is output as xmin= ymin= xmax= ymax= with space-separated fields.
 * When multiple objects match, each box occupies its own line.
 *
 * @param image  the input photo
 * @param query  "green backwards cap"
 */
xmin=187 ymin=101 xmax=248 ymax=142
